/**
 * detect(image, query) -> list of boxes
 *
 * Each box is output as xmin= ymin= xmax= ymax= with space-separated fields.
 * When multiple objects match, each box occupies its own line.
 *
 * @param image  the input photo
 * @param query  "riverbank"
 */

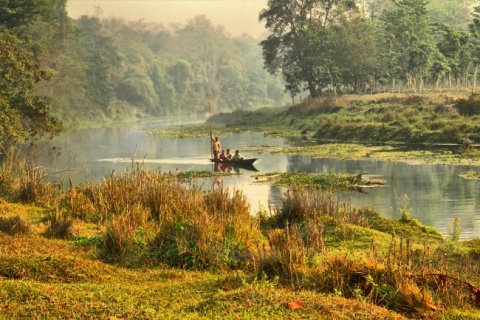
xmin=208 ymin=93 xmax=479 ymax=144
xmin=1 ymin=162 xmax=480 ymax=318
xmin=147 ymin=93 xmax=480 ymax=173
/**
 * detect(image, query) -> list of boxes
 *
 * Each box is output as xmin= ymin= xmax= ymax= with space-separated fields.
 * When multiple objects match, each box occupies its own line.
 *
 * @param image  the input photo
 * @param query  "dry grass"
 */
xmin=1 ymin=160 xmax=480 ymax=317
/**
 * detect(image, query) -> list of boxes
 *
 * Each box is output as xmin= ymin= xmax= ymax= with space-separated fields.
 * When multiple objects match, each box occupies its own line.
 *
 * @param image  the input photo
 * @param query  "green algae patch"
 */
xmin=254 ymin=171 xmax=384 ymax=191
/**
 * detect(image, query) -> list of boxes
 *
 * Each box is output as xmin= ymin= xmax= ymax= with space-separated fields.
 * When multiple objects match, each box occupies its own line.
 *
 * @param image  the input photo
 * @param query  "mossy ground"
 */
xmin=0 ymin=200 xmax=410 ymax=320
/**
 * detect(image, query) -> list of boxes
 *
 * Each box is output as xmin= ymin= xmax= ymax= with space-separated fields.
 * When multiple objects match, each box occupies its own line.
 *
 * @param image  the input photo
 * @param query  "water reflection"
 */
xmin=27 ymin=119 xmax=480 ymax=240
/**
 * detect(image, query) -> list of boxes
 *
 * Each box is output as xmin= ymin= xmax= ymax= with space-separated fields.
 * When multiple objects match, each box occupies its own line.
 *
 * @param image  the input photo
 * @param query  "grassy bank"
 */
xmin=208 ymin=93 xmax=480 ymax=145
xmin=1 ymin=155 xmax=480 ymax=318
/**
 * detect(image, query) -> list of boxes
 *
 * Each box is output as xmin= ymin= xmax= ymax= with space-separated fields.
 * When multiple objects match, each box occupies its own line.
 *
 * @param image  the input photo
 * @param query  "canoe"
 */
xmin=210 ymin=158 xmax=258 ymax=165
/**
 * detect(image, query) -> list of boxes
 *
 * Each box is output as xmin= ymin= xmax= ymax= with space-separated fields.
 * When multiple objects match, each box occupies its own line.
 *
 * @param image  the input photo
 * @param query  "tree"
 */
xmin=436 ymin=24 xmax=471 ymax=87
xmin=332 ymin=18 xmax=383 ymax=93
xmin=0 ymin=0 xmax=48 ymax=30
xmin=149 ymin=62 xmax=176 ymax=115
xmin=116 ymin=66 xmax=158 ymax=113
xmin=381 ymin=0 xmax=436 ymax=93
xmin=259 ymin=0 xmax=359 ymax=98
xmin=469 ymin=4 xmax=480 ymax=92
xmin=0 ymin=30 xmax=62 ymax=142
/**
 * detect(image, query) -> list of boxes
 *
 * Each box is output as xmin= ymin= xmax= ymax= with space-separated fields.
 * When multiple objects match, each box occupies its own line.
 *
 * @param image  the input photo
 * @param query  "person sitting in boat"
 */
xmin=226 ymin=149 xmax=233 ymax=160
xmin=232 ymin=150 xmax=243 ymax=161
xmin=219 ymin=150 xmax=229 ymax=161
xmin=210 ymin=132 xmax=221 ymax=159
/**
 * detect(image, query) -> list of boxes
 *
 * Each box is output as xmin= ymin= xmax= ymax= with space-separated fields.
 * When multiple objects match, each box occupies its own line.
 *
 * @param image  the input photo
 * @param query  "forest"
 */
xmin=0 ymin=0 xmax=478 ymax=139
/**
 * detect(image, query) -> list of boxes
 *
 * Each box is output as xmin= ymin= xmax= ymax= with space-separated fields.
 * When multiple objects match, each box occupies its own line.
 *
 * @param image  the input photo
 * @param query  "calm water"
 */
xmin=31 ymin=118 xmax=480 ymax=240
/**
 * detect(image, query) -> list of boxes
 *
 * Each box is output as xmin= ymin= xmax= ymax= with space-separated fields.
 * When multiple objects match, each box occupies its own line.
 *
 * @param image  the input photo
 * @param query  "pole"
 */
xmin=209 ymin=98 xmax=213 ymax=160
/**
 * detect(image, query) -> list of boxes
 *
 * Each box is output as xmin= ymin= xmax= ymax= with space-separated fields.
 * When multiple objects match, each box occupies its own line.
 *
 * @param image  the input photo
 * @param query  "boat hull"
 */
xmin=210 ymin=158 xmax=258 ymax=165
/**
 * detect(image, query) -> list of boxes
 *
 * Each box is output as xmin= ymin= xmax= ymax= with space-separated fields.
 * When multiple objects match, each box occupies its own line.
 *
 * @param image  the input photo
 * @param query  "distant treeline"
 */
xmin=37 ymin=14 xmax=289 ymax=125
xmin=259 ymin=0 xmax=479 ymax=98
xmin=1 ymin=0 xmax=478 ymax=133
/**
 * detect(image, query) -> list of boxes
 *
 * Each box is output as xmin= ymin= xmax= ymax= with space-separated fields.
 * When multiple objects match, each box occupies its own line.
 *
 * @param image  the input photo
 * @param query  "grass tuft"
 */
xmin=0 ymin=215 xmax=29 ymax=235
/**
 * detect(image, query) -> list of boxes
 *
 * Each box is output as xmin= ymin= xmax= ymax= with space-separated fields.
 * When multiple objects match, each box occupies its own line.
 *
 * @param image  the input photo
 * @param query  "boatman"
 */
xmin=210 ymin=131 xmax=221 ymax=159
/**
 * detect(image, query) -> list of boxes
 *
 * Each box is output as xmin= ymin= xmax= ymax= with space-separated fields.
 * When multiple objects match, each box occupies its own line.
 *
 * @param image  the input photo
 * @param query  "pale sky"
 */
xmin=67 ymin=0 xmax=269 ymax=38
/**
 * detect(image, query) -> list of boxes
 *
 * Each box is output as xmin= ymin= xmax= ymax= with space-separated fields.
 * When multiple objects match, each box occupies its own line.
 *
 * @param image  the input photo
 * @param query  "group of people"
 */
xmin=211 ymin=132 xmax=243 ymax=161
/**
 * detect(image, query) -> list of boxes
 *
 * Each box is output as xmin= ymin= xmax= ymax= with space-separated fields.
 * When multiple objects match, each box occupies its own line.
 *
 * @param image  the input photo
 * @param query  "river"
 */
xmin=31 ymin=118 xmax=480 ymax=240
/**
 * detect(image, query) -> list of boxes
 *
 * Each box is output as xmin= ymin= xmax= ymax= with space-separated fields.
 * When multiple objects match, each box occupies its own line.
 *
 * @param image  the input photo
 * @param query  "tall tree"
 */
xmin=381 ymin=0 xmax=436 ymax=93
xmin=0 ymin=0 xmax=68 ymax=142
xmin=0 ymin=30 xmax=62 ymax=142
xmin=469 ymin=4 xmax=480 ymax=92
xmin=0 ymin=0 xmax=47 ymax=30
xmin=259 ymin=0 xmax=359 ymax=98
xmin=332 ymin=18 xmax=383 ymax=93
xmin=436 ymin=24 xmax=471 ymax=87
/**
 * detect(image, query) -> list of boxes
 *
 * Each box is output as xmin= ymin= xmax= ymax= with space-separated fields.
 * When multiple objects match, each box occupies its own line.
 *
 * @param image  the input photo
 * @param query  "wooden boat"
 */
xmin=210 ymin=158 xmax=258 ymax=165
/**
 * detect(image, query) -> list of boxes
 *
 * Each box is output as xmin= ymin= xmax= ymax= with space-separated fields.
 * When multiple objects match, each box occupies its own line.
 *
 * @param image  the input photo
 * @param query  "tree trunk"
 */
xmin=307 ymin=80 xmax=319 ymax=98
xmin=473 ymin=64 xmax=478 ymax=93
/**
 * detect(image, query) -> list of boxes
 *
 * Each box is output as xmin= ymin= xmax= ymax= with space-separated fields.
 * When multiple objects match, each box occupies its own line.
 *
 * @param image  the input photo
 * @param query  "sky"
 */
xmin=67 ymin=0 xmax=269 ymax=38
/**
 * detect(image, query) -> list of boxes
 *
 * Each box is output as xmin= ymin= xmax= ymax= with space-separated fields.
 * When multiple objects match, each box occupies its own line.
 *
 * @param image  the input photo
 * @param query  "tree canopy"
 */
xmin=258 ymin=0 xmax=480 ymax=97
xmin=0 ymin=0 xmax=66 ymax=143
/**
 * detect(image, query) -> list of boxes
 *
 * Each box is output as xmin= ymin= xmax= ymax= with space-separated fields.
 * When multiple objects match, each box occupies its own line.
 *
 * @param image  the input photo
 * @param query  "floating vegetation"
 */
xmin=254 ymin=172 xmax=384 ymax=191
xmin=459 ymin=171 xmax=480 ymax=180
xmin=147 ymin=124 xmax=251 ymax=139
xmin=261 ymin=143 xmax=480 ymax=166
xmin=147 ymin=124 xmax=216 ymax=138
xmin=175 ymin=170 xmax=231 ymax=180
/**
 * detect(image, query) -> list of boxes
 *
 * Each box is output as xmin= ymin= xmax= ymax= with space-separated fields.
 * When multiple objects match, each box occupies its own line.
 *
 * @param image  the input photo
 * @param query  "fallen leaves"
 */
xmin=287 ymin=300 xmax=304 ymax=310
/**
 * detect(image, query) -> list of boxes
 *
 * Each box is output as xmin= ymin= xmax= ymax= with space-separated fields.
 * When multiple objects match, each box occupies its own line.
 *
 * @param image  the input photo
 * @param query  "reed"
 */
xmin=59 ymin=165 xmax=262 ymax=269
xmin=273 ymin=184 xmax=358 ymax=228
xmin=0 ymin=145 xmax=61 ymax=204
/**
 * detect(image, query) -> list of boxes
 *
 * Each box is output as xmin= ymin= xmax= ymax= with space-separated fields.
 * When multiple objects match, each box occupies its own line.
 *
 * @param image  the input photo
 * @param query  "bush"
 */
xmin=0 ymin=215 xmax=29 ymax=235
xmin=43 ymin=211 xmax=74 ymax=239
xmin=454 ymin=94 xmax=480 ymax=116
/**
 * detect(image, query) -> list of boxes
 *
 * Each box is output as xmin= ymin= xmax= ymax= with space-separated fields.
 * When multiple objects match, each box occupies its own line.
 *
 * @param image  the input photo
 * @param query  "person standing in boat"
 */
xmin=232 ymin=150 xmax=243 ymax=161
xmin=210 ymin=132 xmax=221 ymax=159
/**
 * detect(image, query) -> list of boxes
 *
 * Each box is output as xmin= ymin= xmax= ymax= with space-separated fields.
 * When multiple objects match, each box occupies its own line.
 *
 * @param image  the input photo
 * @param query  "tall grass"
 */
xmin=0 ymin=145 xmax=61 ymax=204
xmin=254 ymin=184 xmax=478 ymax=316
xmin=60 ymin=165 xmax=262 ymax=269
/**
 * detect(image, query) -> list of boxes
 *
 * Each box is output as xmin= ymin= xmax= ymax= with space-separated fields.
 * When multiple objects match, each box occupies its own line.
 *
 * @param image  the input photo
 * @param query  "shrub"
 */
xmin=454 ymin=94 xmax=480 ymax=116
xmin=0 ymin=215 xmax=29 ymax=235
xmin=44 ymin=210 xmax=74 ymax=239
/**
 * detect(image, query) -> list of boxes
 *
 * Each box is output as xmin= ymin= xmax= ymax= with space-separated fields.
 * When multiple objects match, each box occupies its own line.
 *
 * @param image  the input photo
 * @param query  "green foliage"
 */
xmin=381 ymin=0 xmax=437 ymax=92
xmin=448 ymin=217 xmax=462 ymax=241
xmin=259 ymin=0 xmax=360 ymax=98
xmin=116 ymin=66 xmax=158 ymax=113
xmin=43 ymin=15 xmax=288 ymax=123
xmin=454 ymin=93 xmax=480 ymax=116
xmin=399 ymin=194 xmax=411 ymax=221
xmin=0 ymin=0 xmax=48 ymax=30
xmin=0 ymin=29 xmax=63 ymax=143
